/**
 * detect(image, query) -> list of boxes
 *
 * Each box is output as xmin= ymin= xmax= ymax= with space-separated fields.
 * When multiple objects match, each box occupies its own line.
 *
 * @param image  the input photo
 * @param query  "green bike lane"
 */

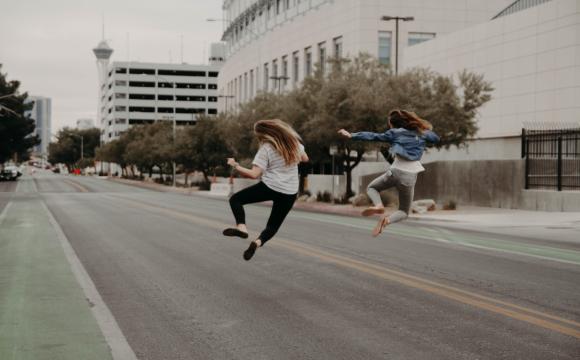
xmin=0 ymin=177 xmax=119 ymax=360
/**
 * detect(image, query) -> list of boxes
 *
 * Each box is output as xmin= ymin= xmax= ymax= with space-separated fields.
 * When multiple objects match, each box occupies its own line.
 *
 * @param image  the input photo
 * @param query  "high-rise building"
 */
xmin=24 ymin=96 xmax=51 ymax=156
xmin=217 ymin=0 xmax=513 ymax=111
xmin=95 ymin=43 xmax=225 ymax=142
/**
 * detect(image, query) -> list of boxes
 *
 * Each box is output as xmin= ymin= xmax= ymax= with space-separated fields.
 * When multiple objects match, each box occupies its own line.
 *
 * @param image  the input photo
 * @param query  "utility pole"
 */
xmin=270 ymin=76 xmax=290 ymax=94
xmin=218 ymin=94 xmax=235 ymax=113
xmin=380 ymin=16 xmax=414 ymax=75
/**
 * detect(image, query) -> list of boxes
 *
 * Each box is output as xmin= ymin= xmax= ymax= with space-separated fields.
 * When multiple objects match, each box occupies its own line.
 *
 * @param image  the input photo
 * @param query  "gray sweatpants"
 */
xmin=367 ymin=168 xmax=418 ymax=224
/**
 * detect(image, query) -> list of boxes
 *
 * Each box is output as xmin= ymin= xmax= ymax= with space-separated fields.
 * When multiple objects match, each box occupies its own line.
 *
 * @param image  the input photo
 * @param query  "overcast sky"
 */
xmin=0 ymin=0 xmax=223 ymax=132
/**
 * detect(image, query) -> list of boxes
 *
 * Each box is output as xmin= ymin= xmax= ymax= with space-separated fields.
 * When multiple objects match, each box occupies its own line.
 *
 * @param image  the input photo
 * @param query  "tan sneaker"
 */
xmin=372 ymin=216 xmax=390 ymax=237
xmin=361 ymin=206 xmax=385 ymax=217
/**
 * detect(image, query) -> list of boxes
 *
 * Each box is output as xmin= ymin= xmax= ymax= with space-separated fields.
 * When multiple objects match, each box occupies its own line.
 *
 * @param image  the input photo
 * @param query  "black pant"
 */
xmin=229 ymin=182 xmax=297 ymax=245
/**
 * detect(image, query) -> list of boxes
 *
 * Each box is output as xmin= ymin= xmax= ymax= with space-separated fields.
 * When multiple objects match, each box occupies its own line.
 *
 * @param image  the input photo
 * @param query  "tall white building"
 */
xmin=25 ymin=96 xmax=51 ymax=156
xmin=97 ymin=44 xmax=225 ymax=142
xmin=218 ymin=0 xmax=513 ymax=110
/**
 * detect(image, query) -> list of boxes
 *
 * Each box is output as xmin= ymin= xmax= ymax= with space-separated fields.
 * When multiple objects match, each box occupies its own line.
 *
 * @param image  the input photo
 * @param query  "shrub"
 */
xmin=316 ymin=191 xmax=332 ymax=203
xmin=443 ymin=200 xmax=457 ymax=210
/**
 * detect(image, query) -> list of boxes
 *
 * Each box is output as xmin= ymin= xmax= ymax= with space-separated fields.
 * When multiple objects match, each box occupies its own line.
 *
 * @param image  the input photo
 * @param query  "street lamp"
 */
xmin=270 ymin=76 xmax=290 ymax=94
xmin=218 ymin=94 xmax=235 ymax=113
xmin=156 ymin=75 xmax=177 ymax=187
xmin=69 ymin=133 xmax=84 ymax=161
xmin=380 ymin=16 xmax=414 ymax=75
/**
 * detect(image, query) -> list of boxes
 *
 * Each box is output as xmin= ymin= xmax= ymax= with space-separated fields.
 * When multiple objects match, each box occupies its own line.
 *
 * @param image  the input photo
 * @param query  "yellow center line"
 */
xmin=63 ymin=179 xmax=89 ymax=193
xmin=111 ymin=195 xmax=580 ymax=339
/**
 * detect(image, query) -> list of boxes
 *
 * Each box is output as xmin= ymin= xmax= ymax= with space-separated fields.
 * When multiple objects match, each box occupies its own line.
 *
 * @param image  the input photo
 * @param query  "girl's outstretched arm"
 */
xmin=338 ymin=128 xmax=394 ymax=143
xmin=424 ymin=130 xmax=440 ymax=144
xmin=227 ymin=158 xmax=263 ymax=179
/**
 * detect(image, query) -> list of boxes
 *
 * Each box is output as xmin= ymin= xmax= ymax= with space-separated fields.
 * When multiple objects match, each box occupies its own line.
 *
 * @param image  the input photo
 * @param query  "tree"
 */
xmin=0 ymin=64 xmax=39 ymax=164
xmin=214 ymin=53 xmax=493 ymax=198
xmin=123 ymin=122 xmax=174 ymax=180
xmin=176 ymin=115 xmax=230 ymax=185
xmin=48 ymin=127 xmax=100 ymax=171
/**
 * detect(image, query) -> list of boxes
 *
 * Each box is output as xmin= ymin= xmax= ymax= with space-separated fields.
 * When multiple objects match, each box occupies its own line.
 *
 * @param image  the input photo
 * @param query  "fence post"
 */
xmin=525 ymin=138 xmax=529 ymax=190
xmin=521 ymin=128 xmax=526 ymax=158
xmin=557 ymin=136 xmax=562 ymax=191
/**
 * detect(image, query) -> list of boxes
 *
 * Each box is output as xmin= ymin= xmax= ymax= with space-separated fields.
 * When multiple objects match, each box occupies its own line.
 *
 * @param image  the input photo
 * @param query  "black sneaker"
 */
xmin=223 ymin=228 xmax=249 ymax=239
xmin=243 ymin=241 xmax=258 ymax=261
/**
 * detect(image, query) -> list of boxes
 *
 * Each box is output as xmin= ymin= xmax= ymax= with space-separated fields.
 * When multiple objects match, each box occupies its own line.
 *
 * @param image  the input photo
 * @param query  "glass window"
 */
xmin=208 ymin=84 xmax=218 ymax=90
xmin=333 ymin=36 xmax=343 ymax=58
xmin=250 ymin=69 xmax=254 ymax=97
xmin=318 ymin=42 xmax=326 ymax=74
xmin=304 ymin=47 xmax=312 ymax=77
xmin=292 ymin=51 xmax=299 ymax=84
xmin=282 ymin=56 xmax=288 ymax=87
xmin=264 ymin=63 xmax=269 ymax=91
xmin=129 ymin=68 xmax=155 ymax=75
xmin=129 ymin=93 xmax=155 ymax=100
xmin=378 ymin=31 xmax=392 ymax=65
xmin=408 ymin=32 xmax=436 ymax=46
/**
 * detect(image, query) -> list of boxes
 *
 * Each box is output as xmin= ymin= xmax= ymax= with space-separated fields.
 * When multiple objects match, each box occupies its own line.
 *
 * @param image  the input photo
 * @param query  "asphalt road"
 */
xmin=4 ymin=171 xmax=580 ymax=359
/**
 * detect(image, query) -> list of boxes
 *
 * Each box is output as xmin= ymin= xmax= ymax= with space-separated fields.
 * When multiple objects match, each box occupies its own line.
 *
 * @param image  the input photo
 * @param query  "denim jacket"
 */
xmin=351 ymin=128 xmax=440 ymax=161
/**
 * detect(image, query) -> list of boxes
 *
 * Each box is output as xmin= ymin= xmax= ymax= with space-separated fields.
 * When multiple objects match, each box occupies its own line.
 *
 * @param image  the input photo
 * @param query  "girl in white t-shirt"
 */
xmin=224 ymin=119 xmax=309 ymax=261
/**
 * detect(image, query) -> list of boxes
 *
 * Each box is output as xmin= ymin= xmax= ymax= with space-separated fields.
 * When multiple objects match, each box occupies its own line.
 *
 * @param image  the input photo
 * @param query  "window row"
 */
xmin=112 ymin=93 xmax=217 ymax=102
xmin=226 ymin=0 xmax=316 ymax=46
xmin=109 ymin=68 xmax=218 ymax=78
xmin=108 ymin=106 xmax=216 ymax=114
xmin=123 ymin=81 xmax=218 ymax=89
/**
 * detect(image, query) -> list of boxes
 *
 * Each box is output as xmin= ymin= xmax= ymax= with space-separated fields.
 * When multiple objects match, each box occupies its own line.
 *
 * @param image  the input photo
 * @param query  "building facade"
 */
xmin=25 ymin=96 xmax=52 ymax=156
xmin=218 ymin=0 xmax=513 ymax=110
xmin=403 ymin=0 xmax=580 ymax=161
xmin=99 ymin=61 xmax=223 ymax=142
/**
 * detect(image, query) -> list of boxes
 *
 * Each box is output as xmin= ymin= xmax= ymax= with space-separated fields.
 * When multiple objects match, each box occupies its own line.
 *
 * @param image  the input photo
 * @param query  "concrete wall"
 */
xmin=414 ymin=160 xmax=526 ymax=208
xmin=421 ymin=136 xmax=521 ymax=163
xmin=403 ymin=0 xmax=580 ymax=140
xmin=306 ymin=174 xmax=346 ymax=198
xmin=415 ymin=160 xmax=580 ymax=211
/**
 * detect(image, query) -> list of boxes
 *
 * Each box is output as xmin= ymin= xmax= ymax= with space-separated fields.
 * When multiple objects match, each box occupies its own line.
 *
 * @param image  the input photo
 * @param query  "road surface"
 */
xmin=2 ymin=171 xmax=579 ymax=359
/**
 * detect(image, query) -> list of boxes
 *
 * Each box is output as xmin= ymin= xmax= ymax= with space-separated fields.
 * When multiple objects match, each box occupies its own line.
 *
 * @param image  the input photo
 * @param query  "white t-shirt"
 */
xmin=390 ymin=155 xmax=425 ymax=173
xmin=252 ymin=142 xmax=305 ymax=195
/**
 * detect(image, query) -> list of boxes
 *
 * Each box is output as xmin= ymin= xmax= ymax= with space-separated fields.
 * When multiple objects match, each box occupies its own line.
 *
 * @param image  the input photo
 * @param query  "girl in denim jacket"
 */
xmin=338 ymin=110 xmax=439 ymax=236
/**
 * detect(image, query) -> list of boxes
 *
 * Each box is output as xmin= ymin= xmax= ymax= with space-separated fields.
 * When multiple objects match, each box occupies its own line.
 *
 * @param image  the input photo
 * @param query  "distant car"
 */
xmin=0 ymin=166 xmax=19 ymax=181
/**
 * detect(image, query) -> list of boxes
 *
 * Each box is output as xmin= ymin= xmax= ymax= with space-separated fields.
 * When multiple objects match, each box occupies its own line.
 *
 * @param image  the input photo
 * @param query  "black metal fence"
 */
xmin=522 ymin=127 xmax=580 ymax=191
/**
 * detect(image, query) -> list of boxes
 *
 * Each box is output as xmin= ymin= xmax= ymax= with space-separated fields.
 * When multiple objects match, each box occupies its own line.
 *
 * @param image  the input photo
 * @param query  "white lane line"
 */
xmin=0 ymin=201 xmax=13 ymax=227
xmin=41 ymin=201 xmax=138 ymax=360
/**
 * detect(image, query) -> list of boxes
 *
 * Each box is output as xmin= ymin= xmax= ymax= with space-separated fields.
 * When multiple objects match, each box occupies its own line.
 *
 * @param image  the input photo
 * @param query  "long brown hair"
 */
xmin=388 ymin=109 xmax=432 ymax=134
xmin=254 ymin=119 xmax=302 ymax=165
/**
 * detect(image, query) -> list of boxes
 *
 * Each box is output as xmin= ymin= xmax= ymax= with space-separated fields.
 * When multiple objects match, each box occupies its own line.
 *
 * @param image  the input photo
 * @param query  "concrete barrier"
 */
xmin=209 ymin=183 xmax=232 ymax=197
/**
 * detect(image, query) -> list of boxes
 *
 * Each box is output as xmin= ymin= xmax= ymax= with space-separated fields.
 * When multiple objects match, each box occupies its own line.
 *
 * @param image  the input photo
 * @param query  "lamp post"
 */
xmin=329 ymin=145 xmax=338 ymax=204
xmin=218 ymin=94 xmax=235 ymax=113
xmin=156 ymin=75 xmax=177 ymax=187
xmin=270 ymin=76 xmax=290 ymax=94
xmin=380 ymin=16 xmax=414 ymax=75
xmin=70 ymin=133 xmax=84 ymax=161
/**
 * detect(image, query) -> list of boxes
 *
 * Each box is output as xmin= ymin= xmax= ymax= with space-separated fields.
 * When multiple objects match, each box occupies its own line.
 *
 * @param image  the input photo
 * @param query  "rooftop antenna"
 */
xmin=180 ymin=34 xmax=184 ymax=63
xmin=126 ymin=33 xmax=130 ymax=61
